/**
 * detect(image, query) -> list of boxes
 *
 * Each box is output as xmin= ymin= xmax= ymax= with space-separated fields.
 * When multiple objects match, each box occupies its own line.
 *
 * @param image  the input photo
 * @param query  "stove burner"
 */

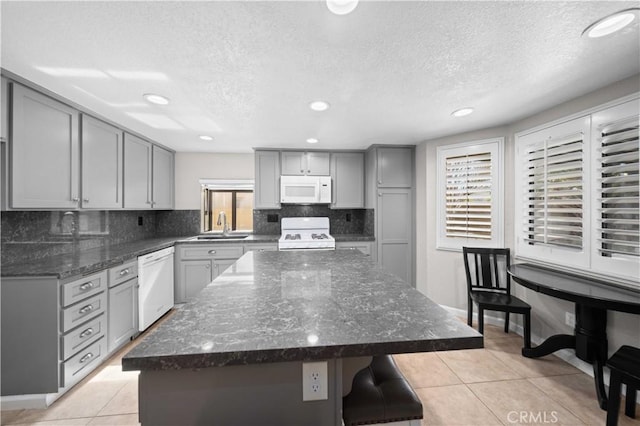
xmin=285 ymin=233 xmax=301 ymax=240
xmin=311 ymin=233 xmax=328 ymax=240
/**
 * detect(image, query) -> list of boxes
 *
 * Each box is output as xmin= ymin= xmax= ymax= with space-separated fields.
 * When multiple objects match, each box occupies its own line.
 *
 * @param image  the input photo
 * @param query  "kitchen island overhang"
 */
xmin=122 ymin=250 xmax=482 ymax=425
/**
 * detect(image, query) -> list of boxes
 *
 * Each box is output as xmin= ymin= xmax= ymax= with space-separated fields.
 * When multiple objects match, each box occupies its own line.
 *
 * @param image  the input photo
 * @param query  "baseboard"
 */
xmin=0 ymin=393 xmax=59 ymax=410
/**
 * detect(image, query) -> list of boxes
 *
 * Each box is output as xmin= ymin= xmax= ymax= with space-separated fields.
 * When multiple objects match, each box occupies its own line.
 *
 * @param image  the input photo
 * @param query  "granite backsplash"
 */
xmin=1 ymin=207 xmax=374 ymax=265
xmin=1 ymin=210 xmax=200 ymax=265
xmin=253 ymin=206 xmax=374 ymax=236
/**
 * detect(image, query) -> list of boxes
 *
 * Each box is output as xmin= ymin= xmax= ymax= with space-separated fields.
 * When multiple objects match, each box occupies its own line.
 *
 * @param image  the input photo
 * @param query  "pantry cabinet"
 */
xmin=330 ymin=152 xmax=364 ymax=208
xmin=81 ymin=115 xmax=123 ymax=209
xmin=281 ymin=151 xmax=330 ymax=176
xmin=10 ymin=83 xmax=80 ymax=209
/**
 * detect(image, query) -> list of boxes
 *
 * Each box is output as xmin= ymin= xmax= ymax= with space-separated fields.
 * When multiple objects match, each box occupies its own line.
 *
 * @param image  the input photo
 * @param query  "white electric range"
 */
xmin=278 ymin=217 xmax=336 ymax=251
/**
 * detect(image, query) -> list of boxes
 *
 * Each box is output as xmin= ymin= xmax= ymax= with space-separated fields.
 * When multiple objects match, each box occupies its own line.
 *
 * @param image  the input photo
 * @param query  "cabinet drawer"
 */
xmin=179 ymin=245 xmax=244 ymax=260
xmin=108 ymin=261 xmax=138 ymax=288
xmin=60 ymin=314 xmax=105 ymax=361
xmin=244 ymin=243 xmax=277 ymax=252
xmin=336 ymin=242 xmax=372 ymax=256
xmin=61 ymin=270 xmax=107 ymax=307
xmin=61 ymin=291 xmax=106 ymax=333
xmin=60 ymin=338 xmax=105 ymax=388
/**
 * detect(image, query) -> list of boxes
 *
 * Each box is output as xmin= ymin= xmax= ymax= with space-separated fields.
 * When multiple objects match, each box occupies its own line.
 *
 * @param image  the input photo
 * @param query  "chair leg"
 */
xmin=478 ymin=307 xmax=484 ymax=335
xmin=625 ymin=385 xmax=637 ymax=418
xmin=467 ymin=298 xmax=473 ymax=327
xmin=607 ymin=371 xmax=622 ymax=426
xmin=504 ymin=312 xmax=510 ymax=334
xmin=523 ymin=311 xmax=531 ymax=350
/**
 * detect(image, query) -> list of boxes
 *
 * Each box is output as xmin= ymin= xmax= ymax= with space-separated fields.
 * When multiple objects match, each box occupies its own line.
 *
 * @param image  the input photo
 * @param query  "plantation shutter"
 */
xmin=596 ymin=114 xmax=639 ymax=258
xmin=523 ymin=132 xmax=584 ymax=249
xmin=445 ymin=152 xmax=492 ymax=240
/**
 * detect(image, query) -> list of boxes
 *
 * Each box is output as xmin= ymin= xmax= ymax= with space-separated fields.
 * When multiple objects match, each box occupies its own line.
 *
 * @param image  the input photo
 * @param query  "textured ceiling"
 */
xmin=1 ymin=1 xmax=639 ymax=153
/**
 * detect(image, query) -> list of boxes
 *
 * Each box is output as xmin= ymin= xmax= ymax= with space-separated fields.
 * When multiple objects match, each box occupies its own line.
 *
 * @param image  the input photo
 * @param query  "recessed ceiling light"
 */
xmin=326 ymin=0 xmax=359 ymax=15
xmin=199 ymin=135 xmax=214 ymax=141
xmin=451 ymin=107 xmax=474 ymax=117
xmin=143 ymin=93 xmax=170 ymax=105
xmin=306 ymin=138 xmax=319 ymax=144
xmin=582 ymin=9 xmax=638 ymax=38
xmin=309 ymin=101 xmax=330 ymax=111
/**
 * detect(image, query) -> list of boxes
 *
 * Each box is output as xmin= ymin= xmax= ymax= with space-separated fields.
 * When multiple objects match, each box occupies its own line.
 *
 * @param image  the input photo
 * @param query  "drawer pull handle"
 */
xmin=119 ymin=268 xmax=130 ymax=276
xmin=79 ymin=352 xmax=94 ymax=363
xmin=79 ymin=304 xmax=94 ymax=314
xmin=79 ymin=328 xmax=94 ymax=338
xmin=208 ymin=250 xmax=216 ymax=254
xmin=79 ymin=282 xmax=94 ymax=291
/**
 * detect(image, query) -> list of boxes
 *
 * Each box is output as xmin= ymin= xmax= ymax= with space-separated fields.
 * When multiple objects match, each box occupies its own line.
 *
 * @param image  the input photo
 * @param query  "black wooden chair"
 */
xmin=463 ymin=247 xmax=531 ymax=349
xmin=606 ymin=345 xmax=639 ymax=426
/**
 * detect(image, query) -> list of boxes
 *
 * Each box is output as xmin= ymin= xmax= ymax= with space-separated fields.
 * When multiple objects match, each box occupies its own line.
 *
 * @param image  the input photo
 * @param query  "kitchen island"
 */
xmin=123 ymin=250 xmax=482 ymax=425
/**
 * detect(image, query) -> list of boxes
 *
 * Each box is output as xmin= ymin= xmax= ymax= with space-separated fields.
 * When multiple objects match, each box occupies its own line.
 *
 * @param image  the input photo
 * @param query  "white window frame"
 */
xmin=514 ymin=116 xmax=591 ymax=270
xmin=514 ymin=94 xmax=639 ymax=287
xmin=436 ymin=137 xmax=504 ymax=251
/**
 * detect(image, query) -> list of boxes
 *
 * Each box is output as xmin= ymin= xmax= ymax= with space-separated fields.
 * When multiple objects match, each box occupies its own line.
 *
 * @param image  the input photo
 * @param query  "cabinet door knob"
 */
xmin=205 ymin=264 xmax=210 ymax=269
xmin=300 ymin=169 xmax=304 ymax=173
xmin=378 ymin=193 xmax=382 ymax=197
xmin=83 ymin=198 xmax=89 ymax=203
xmin=307 ymin=170 xmax=311 ymax=173
xmin=72 ymin=197 xmax=79 ymax=202
xmin=378 ymin=180 xmax=382 ymax=184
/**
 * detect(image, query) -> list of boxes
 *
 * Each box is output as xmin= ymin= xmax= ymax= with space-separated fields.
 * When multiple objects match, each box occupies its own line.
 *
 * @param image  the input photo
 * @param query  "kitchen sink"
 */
xmin=194 ymin=234 xmax=250 ymax=240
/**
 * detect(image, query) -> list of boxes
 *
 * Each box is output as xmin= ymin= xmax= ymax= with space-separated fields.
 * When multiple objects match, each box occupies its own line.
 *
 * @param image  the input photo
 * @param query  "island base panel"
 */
xmin=138 ymin=359 xmax=355 ymax=426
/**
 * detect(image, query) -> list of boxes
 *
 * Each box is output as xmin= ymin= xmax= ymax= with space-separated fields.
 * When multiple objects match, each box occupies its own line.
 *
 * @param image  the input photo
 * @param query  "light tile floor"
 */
xmin=2 ymin=321 xmax=639 ymax=426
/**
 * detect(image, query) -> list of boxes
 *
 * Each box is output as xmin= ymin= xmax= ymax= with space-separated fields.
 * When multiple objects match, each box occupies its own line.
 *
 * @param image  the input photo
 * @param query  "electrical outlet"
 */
xmin=302 ymin=361 xmax=328 ymax=401
xmin=565 ymin=312 xmax=576 ymax=328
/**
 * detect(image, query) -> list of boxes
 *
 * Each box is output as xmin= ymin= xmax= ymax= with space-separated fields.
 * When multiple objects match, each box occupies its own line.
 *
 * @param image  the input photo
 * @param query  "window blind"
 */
xmin=445 ymin=152 xmax=492 ymax=240
xmin=523 ymin=132 xmax=584 ymax=249
xmin=596 ymin=115 xmax=639 ymax=258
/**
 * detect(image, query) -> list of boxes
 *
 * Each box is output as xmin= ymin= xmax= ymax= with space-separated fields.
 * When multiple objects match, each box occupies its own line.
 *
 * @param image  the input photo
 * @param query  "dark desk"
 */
xmin=508 ymin=263 xmax=640 ymax=410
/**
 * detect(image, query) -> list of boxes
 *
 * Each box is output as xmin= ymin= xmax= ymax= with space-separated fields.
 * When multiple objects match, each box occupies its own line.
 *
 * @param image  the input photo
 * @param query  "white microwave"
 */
xmin=280 ymin=175 xmax=332 ymax=204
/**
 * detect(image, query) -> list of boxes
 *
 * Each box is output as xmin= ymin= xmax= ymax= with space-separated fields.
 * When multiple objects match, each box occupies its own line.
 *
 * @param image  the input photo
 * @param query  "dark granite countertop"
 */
xmin=1 ymin=234 xmax=375 ymax=278
xmin=122 ymin=250 xmax=482 ymax=371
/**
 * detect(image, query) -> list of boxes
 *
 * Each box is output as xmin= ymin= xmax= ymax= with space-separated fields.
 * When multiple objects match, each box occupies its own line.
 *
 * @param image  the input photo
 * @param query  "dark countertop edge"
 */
xmin=1 ymin=234 xmax=375 ymax=278
xmin=121 ymin=336 xmax=482 ymax=371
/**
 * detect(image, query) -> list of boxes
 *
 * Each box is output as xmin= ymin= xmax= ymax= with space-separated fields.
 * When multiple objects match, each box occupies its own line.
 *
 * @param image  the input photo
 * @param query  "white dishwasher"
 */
xmin=138 ymin=246 xmax=174 ymax=331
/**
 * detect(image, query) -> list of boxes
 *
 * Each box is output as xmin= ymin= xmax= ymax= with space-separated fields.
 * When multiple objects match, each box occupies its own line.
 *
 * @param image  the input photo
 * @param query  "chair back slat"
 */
xmin=463 ymin=247 xmax=511 ymax=295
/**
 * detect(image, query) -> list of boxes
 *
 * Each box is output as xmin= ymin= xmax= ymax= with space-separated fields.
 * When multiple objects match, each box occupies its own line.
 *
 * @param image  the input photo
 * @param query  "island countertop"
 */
xmin=123 ymin=250 xmax=482 ymax=371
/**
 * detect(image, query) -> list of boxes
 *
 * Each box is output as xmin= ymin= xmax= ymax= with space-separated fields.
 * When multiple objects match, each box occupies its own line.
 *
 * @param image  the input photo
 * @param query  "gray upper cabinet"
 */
xmin=124 ymin=133 xmax=152 ymax=209
xmin=81 ymin=116 xmax=123 ymax=209
xmin=254 ymin=150 xmax=280 ymax=209
xmin=11 ymin=83 xmax=80 ymax=209
xmin=152 ymin=145 xmax=174 ymax=209
xmin=376 ymin=147 xmax=413 ymax=187
xmin=330 ymin=152 xmax=364 ymax=209
xmin=281 ymin=151 xmax=330 ymax=175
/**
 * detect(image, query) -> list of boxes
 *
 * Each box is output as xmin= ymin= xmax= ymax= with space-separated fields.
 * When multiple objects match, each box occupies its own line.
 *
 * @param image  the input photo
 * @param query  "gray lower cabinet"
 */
xmin=107 ymin=261 xmax=138 ymax=354
xmin=254 ymin=150 xmax=280 ymax=209
xmin=330 ymin=152 xmax=364 ymax=209
xmin=10 ymin=82 xmax=81 ymax=209
xmin=81 ymin=115 xmax=123 ymax=209
xmin=244 ymin=243 xmax=278 ymax=252
xmin=175 ymin=244 xmax=244 ymax=303
xmin=1 ymin=270 xmax=107 ymax=396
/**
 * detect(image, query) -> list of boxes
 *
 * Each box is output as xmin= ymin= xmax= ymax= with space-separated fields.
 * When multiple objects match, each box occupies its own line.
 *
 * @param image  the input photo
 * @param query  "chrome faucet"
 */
xmin=216 ymin=211 xmax=230 ymax=235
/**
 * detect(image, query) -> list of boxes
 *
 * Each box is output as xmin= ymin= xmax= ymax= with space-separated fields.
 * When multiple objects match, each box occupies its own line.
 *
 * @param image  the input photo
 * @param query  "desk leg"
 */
xmin=574 ymin=305 xmax=608 ymax=410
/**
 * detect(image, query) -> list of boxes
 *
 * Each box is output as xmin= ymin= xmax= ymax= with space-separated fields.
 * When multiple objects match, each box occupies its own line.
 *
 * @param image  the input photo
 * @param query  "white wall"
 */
xmin=174 ymin=152 xmax=254 ymax=210
xmin=416 ymin=74 xmax=640 ymax=359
